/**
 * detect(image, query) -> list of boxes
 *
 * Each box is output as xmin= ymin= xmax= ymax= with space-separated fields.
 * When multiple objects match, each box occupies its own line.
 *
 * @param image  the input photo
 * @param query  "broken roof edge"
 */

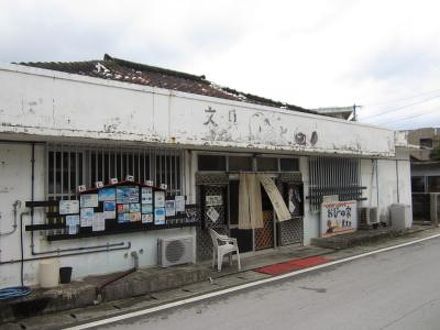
xmin=15 ymin=53 xmax=317 ymax=116
xmin=103 ymin=53 xmax=208 ymax=83
xmin=103 ymin=54 xmax=314 ymax=115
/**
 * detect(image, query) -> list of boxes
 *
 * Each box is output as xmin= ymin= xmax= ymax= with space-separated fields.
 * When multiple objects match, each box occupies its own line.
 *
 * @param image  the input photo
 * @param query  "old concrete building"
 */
xmin=0 ymin=54 xmax=411 ymax=288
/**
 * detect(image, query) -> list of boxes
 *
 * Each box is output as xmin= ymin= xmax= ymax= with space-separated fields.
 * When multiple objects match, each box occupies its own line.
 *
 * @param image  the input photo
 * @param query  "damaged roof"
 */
xmin=17 ymin=54 xmax=316 ymax=115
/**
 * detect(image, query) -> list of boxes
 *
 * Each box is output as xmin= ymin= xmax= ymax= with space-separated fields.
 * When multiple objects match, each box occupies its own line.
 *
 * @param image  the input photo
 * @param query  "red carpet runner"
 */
xmin=254 ymin=255 xmax=330 ymax=276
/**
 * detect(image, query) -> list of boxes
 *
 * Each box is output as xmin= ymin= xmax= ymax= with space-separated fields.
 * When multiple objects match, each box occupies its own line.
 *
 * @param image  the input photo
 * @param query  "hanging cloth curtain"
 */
xmin=257 ymin=174 xmax=292 ymax=222
xmin=238 ymin=173 xmax=264 ymax=229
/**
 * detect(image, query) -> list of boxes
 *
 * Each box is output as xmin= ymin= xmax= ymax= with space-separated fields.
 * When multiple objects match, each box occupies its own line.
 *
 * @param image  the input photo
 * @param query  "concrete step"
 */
xmin=0 ymin=264 xmax=210 ymax=324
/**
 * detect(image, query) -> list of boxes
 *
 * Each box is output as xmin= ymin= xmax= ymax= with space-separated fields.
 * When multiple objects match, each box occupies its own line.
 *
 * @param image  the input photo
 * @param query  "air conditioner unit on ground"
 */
xmin=359 ymin=207 xmax=379 ymax=228
xmin=390 ymin=204 xmax=412 ymax=230
xmin=157 ymin=236 xmax=194 ymax=267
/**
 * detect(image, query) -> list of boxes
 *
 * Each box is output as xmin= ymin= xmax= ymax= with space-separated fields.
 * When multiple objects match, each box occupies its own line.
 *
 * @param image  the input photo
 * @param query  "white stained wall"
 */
xmin=0 ymin=143 xmax=194 ymax=288
xmin=0 ymin=64 xmax=395 ymax=157
xmin=302 ymin=150 xmax=412 ymax=245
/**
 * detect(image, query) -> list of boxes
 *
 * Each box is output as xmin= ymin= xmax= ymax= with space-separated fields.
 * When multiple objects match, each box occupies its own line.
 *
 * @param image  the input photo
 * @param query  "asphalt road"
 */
xmin=97 ymin=237 xmax=440 ymax=330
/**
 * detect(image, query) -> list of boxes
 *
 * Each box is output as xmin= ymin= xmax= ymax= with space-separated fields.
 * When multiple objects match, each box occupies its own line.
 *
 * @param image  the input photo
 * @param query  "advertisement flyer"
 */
xmin=80 ymin=194 xmax=99 ymax=208
xmin=154 ymin=208 xmax=166 ymax=225
xmin=92 ymin=212 xmax=106 ymax=231
xmin=141 ymin=187 xmax=153 ymax=204
xmin=103 ymin=201 xmax=116 ymax=219
xmin=142 ymin=204 xmax=153 ymax=214
xmin=80 ymin=208 xmax=94 ymax=227
xmin=165 ymin=200 xmax=176 ymax=217
xmin=175 ymin=196 xmax=185 ymax=213
xmin=98 ymin=187 xmax=116 ymax=201
xmin=116 ymin=186 xmax=139 ymax=203
xmin=66 ymin=215 xmax=80 ymax=235
xmin=59 ymin=200 xmax=79 ymax=215
xmin=154 ymin=191 xmax=165 ymax=208
xmin=142 ymin=213 xmax=153 ymax=223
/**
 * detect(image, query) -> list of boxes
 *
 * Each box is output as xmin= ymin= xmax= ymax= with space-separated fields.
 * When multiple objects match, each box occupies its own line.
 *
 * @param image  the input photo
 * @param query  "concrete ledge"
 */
xmin=0 ymin=283 xmax=96 ymax=323
xmin=100 ymin=264 xmax=210 ymax=301
xmin=311 ymin=227 xmax=424 ymax=250
xmin=0 ymin=263 xmax=210 ymax=324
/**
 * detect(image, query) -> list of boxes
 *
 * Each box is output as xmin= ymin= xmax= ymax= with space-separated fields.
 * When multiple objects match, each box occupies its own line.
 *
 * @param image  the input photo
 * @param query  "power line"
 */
xmin=361 ymin=93 xmax=440 ymax=121
xmin=374 ymin=107 xmax=440 ymax=125
xmin=364 ymin=87 xmax=440 ymax=107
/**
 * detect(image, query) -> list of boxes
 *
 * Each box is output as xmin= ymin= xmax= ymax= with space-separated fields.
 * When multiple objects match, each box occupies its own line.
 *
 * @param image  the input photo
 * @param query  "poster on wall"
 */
xmin=116 ymin=186 xmax=139 ymax=203
xmin=205 ymin=195 xmax=222 ymax=207
xmin=142 ymin=204 xmax=153 ymax=214
xmin=130 ymin=203 xmax=141 ymax=213
xmin=175 ymin=196 xmax=185 ymax=213
xmin=66 ymin=215 xmax=80 ymax=235
xmin=117 ymin=204 xmax=130 ymax=213
xmin=103 ymin=201 xmax=116 ymax=219
xmin=165 ymin=200 xmax=176 ymax=217
xmin=186 ymin=206 xmax=198 ymax=223
xmin=142 ymin=213 xmax=153 ymax=223
xmin=154 ymin=208 xmax=166 ymax=225
xmin=130 ymin=212 xmax=141 ymax=222
xmin=141 ymin=187 xmax=153 ymax=204
xmin=118 ymin=213 xmax=130 ymax=223
xmin=206 ymin=207 xmax=220 ymax=223
xmin=80 ymin=208 xmax=94 ymax=227
xmin=59 ymin=200 xmax=79 ymax=215
xmin=154 ymin=191 xmax=165 ymax=208
xmin=99 ymin=187 xmax=116 ymax=201
xmin=92 ymin=212 xmax=106 ymax=231
xmin=320 ymin=200 xmax=357 ymax=237
xmin=80 ymin=194 xmax=99 ymax=208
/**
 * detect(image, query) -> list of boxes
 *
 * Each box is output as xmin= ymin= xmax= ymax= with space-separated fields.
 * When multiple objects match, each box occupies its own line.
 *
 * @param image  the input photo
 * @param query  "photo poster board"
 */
xmin=320 ymin=200 xmax=357 ymax=237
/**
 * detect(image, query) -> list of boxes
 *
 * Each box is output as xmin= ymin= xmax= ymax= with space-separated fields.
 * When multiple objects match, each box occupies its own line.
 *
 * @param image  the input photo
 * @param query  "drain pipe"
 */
xmin=0 ymin=200 xmax=22 ymax=236
xmin=94 ymin=251 xmax=139 ymax=304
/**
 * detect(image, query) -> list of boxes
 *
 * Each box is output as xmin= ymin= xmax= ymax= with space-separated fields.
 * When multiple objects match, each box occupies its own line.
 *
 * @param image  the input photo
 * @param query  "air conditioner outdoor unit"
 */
xmin=157 ymin=236 xmax=194 ymax=267
xmin=359 ymin=207 xmax=379 ymax=227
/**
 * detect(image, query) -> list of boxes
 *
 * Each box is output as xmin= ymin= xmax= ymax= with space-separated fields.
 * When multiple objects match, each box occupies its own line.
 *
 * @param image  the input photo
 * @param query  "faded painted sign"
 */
xmin=0 ymin=65 xmax=396 ymax=156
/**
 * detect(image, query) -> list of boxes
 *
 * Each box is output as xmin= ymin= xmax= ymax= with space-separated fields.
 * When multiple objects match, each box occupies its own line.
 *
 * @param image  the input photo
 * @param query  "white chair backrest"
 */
xmin=209 ymin=229 xmax=221 ymax=248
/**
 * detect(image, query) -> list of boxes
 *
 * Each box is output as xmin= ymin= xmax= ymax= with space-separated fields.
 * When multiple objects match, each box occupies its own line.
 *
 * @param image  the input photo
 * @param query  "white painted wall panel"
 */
xmin=0 ymin=65 xmax=395 ymax=157
xmin=0 ymin=143 xmax=194 ymax=288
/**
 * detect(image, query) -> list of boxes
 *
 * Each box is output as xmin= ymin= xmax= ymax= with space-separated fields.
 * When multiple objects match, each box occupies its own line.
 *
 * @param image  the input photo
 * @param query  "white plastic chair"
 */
xmin=209 ymin=229 xmax=241 ymax=272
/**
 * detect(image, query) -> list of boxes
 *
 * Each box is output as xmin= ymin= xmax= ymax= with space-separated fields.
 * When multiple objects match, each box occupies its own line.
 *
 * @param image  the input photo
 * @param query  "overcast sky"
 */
xmin=1 ymin=0 xmax=439 ymax=130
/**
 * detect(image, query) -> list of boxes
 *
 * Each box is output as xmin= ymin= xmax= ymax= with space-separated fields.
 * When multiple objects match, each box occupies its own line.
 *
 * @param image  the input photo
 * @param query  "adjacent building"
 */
xmin=407 ymin=127 xmax=440 ymax=220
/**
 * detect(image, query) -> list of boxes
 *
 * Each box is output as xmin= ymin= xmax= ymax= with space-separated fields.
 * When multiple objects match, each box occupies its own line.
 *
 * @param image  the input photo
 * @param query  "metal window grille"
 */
xmin=47 ymin=143 xmax=184 ymax=200
xmin=308 ymin=157 xmax=362 ymax=210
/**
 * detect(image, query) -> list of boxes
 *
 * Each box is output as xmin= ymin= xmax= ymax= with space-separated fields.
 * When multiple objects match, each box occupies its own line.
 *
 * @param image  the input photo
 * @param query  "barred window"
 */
xmin=47 ymin=144 xmax=183 ymax=200
xmin=308 ymin=157 xmax=362 ymax=210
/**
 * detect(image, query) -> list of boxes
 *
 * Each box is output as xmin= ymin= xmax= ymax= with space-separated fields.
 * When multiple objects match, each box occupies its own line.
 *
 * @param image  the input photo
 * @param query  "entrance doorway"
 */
xmin=228 ymin=178 xmax=276 ymax=252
